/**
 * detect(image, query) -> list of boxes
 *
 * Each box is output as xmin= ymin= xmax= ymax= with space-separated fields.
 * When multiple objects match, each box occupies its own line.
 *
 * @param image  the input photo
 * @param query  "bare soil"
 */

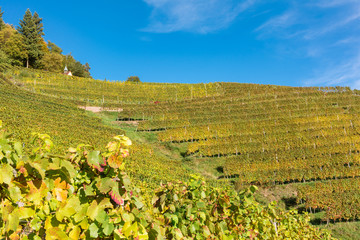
xmin=78 ymin=106 xmax=123 ymax=113
xmin=258 ymin=184 xmax=298 ymax=203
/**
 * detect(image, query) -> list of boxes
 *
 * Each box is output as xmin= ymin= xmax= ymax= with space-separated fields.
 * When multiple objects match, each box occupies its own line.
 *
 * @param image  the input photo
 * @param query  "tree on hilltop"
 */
xmin=0 ymin=49 xmax=11 ymax=71
xmin=17 ymin=9 xmax=45 ymax=68
xmin=126 ymin=76 xmax=141 ymax=83
xmin=65 ymin=54 xmax=91 ymax=78
xmin=84 ymin=62 xmax=90 ymax=73
xmin=1 ymin=26 xmax=28 ymax=66
xmin=40 ymin=52 xmax=63 ymax=72
xmin=32 ymin=12 xmax=44 ymax=37
xmin=39 ymin=41 xmax=63 ymax=72
xmin=0 ymin=7 xmax=4 ymax=31
xmin=47 ymin=40 xmax=62 ymax=54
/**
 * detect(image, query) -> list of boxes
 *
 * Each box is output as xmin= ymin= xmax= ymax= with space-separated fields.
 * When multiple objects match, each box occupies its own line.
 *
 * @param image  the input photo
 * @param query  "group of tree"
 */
xmin=0 ymin=7 xmax=91 ymax=77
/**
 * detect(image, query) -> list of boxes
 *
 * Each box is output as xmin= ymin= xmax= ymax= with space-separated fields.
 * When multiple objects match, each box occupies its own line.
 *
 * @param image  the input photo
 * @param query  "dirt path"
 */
xmin=78 ymin=106 xmax=123 ymax=113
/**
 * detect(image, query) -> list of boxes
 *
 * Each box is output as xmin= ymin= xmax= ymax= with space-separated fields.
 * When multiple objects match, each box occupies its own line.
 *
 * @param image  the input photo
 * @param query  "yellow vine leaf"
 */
xmin=107 ymin=154 xmax=123 ymax=169
xmin=52 ymin=178 xmax=70 ymax=202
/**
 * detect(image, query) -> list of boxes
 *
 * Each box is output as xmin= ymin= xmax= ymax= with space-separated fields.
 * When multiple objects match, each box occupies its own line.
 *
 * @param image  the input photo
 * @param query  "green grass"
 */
xmin=321 ymin=221 xmax=360 ymax=240
xmin=87 ymin=109 xmax=231 ymax=188
xmin=84 ymin=110 xmax=193 ymax=161
xmin=184 ymin=157 xmax=227 ymax=179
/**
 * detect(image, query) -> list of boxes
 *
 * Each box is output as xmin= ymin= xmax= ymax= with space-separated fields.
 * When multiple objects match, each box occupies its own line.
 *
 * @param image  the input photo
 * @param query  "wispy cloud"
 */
xmin=304 ymin=53 xmax=360 ymax=88
xmin=256 ymin=11 xmax=295 ymax=32
xmin=314 ymin=0 xmax=359 ymax=8
xmin=256 ymin=1 xmax=360 ymax=88
xmin=255 ymin=10 xmax=301 ymax=39
xmin=303 ymin=8 xmax=360 ymax=40
xmin=142 ymin=0 xmax=256 ymax=34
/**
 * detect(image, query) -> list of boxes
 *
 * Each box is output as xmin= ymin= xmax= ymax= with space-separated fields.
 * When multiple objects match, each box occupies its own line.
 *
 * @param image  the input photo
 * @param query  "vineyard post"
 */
xmin=270 ymin=219 xmax=278 ymax=237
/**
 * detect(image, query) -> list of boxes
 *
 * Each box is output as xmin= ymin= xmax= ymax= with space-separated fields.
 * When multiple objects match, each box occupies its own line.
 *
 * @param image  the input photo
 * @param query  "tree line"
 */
xmin=0 ymin=7 xmax=91 ymax=78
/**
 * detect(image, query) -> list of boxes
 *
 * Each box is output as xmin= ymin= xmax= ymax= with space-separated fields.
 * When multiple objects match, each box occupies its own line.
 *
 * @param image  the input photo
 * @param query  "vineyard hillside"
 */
xmin=3 ymin=68 xmax=360 ymax=238
xmin=0 ymin=71 xmax=191 ymax=189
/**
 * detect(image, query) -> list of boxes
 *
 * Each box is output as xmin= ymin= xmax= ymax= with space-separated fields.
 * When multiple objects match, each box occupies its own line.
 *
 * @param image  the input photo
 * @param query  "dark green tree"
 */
xmin=47 ymin=40 xmax=62 ymax=54
xmin=32 ymin=12 xmax=44 ymax=37
xmin=0 ymin=7 xmax=5 ymax=31
xmin=84 ymin=62 xmax=90 ymax=73
xmin=126 ymin=76 xmax=141 ymax=83
xmin=17 ymin=9 xmax=45 ymax=68
xmin=0 ymin=49 xmax=11 ymax=71
xmin=65 ymin=54 xmax=91 ymax=78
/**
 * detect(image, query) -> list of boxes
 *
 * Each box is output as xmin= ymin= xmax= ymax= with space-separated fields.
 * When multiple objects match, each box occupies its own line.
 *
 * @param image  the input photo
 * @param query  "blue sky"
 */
xmin=2 ymin=0 xmax=360 ymax=88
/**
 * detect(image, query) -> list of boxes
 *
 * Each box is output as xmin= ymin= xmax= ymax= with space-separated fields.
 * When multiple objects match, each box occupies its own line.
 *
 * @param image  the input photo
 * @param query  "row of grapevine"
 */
xmin=5 ymin=68 xmax=224 ymax=104
xmin=297 ymin=178 xmax=360 ymax=221
xmin=0 ymin=76 xmax=121 ymax=152
xmin=0 ymin=76 xmax=192 ymax=187
xmin=189 ymin=123 xmax=360 ymax=156
xmin=9 ymin=67 xmax=360 ymax=224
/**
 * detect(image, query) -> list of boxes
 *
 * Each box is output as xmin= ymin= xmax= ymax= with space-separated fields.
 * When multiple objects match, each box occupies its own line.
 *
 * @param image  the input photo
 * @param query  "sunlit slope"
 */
xmin=0 ymin=76 xmax=122 ymax=152
xmin=0 ymin=73 xmax=191 ymax=186
xmin=7 ymin=68 xmax=360 ymax=221
xmin=120 ymin=83 xmax=360 ymax=221
xmin=5 ymin=69 xmax=224 ymax=104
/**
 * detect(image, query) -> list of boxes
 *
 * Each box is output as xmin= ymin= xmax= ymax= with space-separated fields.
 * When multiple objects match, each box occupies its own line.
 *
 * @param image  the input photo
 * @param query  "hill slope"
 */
xmin=0 ymin=72 xmax=191 ymax=188
xmin=4 ymin=68 xmax=360 ymax=238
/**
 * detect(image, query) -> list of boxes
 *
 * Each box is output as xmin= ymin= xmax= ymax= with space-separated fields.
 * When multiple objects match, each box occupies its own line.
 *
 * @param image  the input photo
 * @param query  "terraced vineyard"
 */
xmin=0 ymin=73 xmax=191 ymax=188
xmin=0 ymin=75 xmax=120 ymax=152
xmin=117 ymin=83 xmax=360 ymax=223
xmin=5 ymin=68 xmax=360 ymax=237
xmin=298 ymin=178 xmax=360 ymax=221
xmin=5 ymin=68 xmax=223 ymax=105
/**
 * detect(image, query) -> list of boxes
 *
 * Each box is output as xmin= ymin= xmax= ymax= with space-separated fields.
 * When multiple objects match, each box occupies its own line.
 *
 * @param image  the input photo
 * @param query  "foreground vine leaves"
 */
xmin=0 ymin=121 xmax=334 ymax=239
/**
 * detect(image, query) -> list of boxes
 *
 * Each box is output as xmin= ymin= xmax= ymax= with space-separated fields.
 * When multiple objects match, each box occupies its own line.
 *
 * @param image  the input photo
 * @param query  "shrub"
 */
xmin=126 ymin=76 xmax=141 ymax=83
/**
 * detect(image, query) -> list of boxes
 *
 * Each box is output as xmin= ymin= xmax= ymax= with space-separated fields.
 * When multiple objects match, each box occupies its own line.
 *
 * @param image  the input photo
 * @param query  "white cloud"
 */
xmin=256 ymin=11 xmax=296 ymax=32
xmin=256 ymin=1 xmax=360 ymax=87
xmin=314 ymin=0 xmax=359 ymax=8
xmin=303 ymin=9 xmax=360 ymax=40
xmin=304 ymin=52 xmax=360 ymax=89
xmin=142 ymin=0 xmax=256 ymax=33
